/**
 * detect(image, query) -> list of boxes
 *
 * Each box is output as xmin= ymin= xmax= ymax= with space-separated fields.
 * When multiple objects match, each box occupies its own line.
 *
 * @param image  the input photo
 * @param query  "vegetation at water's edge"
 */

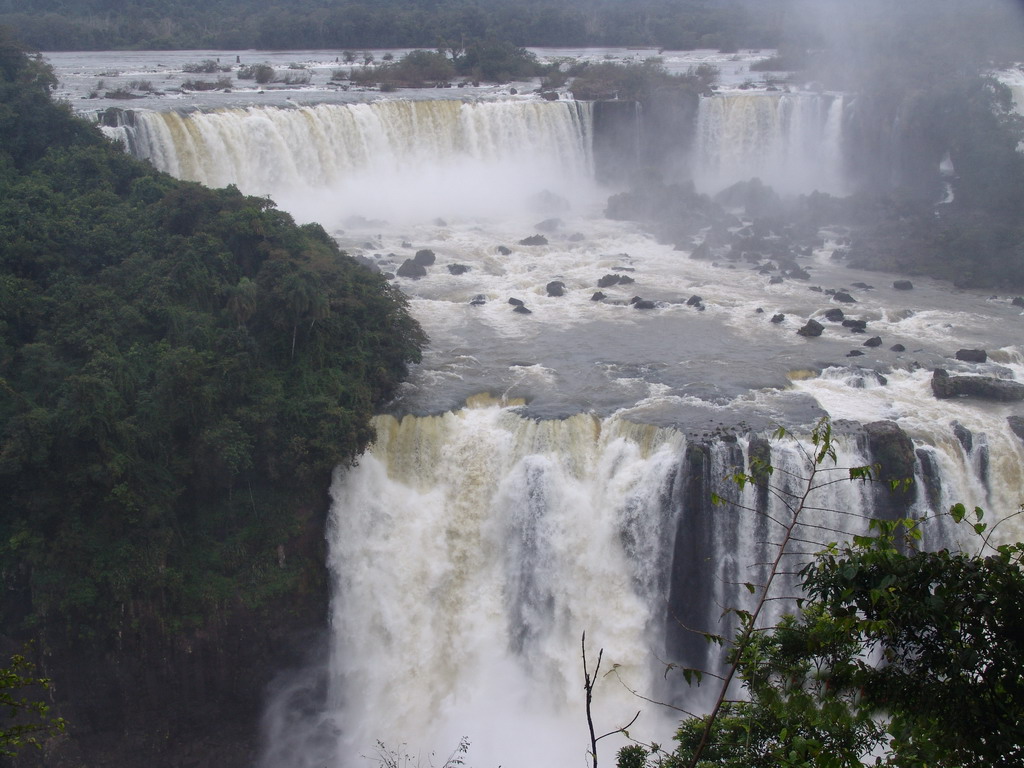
xmin=0 ymin=0 xmax=781 ymax=52
xmin=0 ymin=27 xmax=426 ymax=656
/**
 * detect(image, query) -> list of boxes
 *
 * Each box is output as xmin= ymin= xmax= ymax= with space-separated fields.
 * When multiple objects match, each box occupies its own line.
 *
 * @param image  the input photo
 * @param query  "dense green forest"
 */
xmin=0 ymin=25 xmax=424 ymax=662
xmin=0 ymin=0 xmax=783 ymax=52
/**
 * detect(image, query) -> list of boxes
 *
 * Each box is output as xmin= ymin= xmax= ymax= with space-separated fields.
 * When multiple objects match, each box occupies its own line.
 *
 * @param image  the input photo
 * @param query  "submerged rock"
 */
xmin=396 ymin=259 xmax=427 ymax=278
xmin=546 ymin=281 xmax=566 ymax=297
xmin=931 ymin=369 xmax=1024 ymax=401
xmin=447 ymin=264 xmax=470 ymax=275
xmin=1008 ymin=416 xmax=1024 ymax=443
xmin=519 ymin=234 xmax=548 ymax=246
xmin=955 ymin=348 xmax=987 ymax=363
xmin=797 ymin=319 xmax=824 ymax=337
xmin=413 ymin=249 xmax=436 ymax=266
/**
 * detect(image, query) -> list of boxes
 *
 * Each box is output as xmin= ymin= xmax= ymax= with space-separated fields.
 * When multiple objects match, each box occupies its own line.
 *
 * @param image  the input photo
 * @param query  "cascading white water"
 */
xmin=694 ymin=91 xmax=847 ymax=196
xmin=106 ymin=100 xmax=594 ymax=224
xmin=255 ymin=401 xmax=1009 ymax=768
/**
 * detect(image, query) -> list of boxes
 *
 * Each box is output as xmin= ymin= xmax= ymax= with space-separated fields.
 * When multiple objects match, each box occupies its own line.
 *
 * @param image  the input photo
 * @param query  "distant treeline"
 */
xmin=0 ymin=0 xmax=784 ymax=52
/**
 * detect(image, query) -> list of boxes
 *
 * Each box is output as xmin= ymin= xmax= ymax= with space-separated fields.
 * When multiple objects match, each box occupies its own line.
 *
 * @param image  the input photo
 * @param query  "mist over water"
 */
xmin=61 ymin=32 xmax=1024 ymax=765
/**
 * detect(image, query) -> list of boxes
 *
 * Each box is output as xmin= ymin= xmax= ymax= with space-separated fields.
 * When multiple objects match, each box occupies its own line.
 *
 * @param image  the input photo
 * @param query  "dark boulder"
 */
xmin=851 ymin=282 xmax=873 ymax=289
xmin=955 ymin=348 xmax=987 ymax=363
xmin=513 ymin=305 xmax=532 ymax=314
xmin=496 ymin=245 xmax=512 ymax=255
xmin=413 ymin=249 xmax=436 ymax=266
xmin=768 ymin=276 xmax=784 ymax=285
xmin=447 ymin=264 xmax=470 ymax=275
xmin=823 ymin=308 xmax=844 ymax=322
xmin=952 ymin=421 xmax=973 ymax=453
xmin=770 ymin=313 xmax=785 ymax=324
xmin=519 ymin=234 xmax=548 ymax=246
xmin=508 ymin=297 xmax=525 ymax=306
xmin=847 ymin=349 xmax=864 ymax=357
xmin=396 ymin=259 xmax=427 ymax=279
xmin=1012 ymin=296 xmax=1024 ymax=308
xmin=690 ymin=241 xmax=712 ymax=260
xmin=686 ymin=295 xmax=703 ymax=307
xmin=842 ymin=319 xmax=868 ymax=332
xmin=546 ymin=281 xmax=566 ymax=297
xmin=864 ymin=336 xmax=882 ymax=348
xmin=591 ymin=292 xmax=606 ymax=301
xmin=890 ymin=344 xmax=906 ymax=352
xmin=469 ymin=295 xmax=486 ymax=306
xmin=833 ymin=291 xmax=856 ymax=303
xmin=931 ymin=369 xmax=1024 ymax=401
xmin=632 ymin=299 xmax=657 ymax=310
xmin=797 ymin=319 xmax=825 ymax=337
xmin=893 ymin=280 xmax=914 ymax=290
xmin=598 ymin=274 xmax=622 ymax=288
xmin=864 ymin=420 xmax=917 ymax=519
xmin=1008 ymin=416 xmax=1024 ymax=443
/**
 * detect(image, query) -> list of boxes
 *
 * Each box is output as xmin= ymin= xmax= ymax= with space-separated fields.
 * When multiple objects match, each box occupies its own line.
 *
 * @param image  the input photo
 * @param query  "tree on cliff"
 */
xmin=613 ymin=422 xmax=1024 ymax=767
xmin=0 ymin=651 xmax=65 ymax=757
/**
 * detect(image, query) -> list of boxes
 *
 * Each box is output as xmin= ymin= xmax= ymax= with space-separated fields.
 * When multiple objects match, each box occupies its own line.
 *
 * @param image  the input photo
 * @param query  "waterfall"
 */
xmin=694 ymin=91 xmax=847 ymax=196
xmin=255 ymin=405 xmax=1013 ymax=768
xmin=104 ymin=100 xmax=595 ymax=224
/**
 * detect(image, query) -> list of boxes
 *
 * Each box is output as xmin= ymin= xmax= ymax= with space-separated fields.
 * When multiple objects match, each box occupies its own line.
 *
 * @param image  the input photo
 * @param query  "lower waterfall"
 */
xmin=257 ymin=404 xmax=1012 ymax=768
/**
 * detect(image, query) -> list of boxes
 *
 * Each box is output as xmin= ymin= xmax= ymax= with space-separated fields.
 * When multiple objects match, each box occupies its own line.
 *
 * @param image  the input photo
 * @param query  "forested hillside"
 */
xmin=0 ymin=29 xmax=424 ymax=765
xmin=0 ymin=0 xmax=782 ymax=52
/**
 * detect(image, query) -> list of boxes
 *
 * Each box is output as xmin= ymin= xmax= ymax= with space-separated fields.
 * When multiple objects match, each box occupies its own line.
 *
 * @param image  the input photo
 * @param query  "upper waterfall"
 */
xmin=105 ymin=100 xmax=595 ymax=224
xmin=693 ymin=91 xmax=847 ymax=196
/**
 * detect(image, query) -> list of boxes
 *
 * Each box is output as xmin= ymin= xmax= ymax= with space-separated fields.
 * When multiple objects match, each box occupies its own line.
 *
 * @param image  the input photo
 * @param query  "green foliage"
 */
xmin=569 ymin=58 xmax=715 ymax=102
xmin=0 ymin=40 xmax=426 ymax=648
xmin=799 ymin=521 xmax=1024 ymax=766
xmin=352 ymin=49 xmax=455 ymax=89
xmin=661 ymin=417 xmax=1024 ymax=768
xmin=237 ymin=62 xmax=274 ymax=84
xmin=181 ymin=58 xmax=229 ymax=74
xmin=672 ymin=610 xmax=887 ymax=768
xmin=0 ymin=650 xmax=66 ymax=756
xmin=0 ymin=1 xmax=782 ymax=52
xmin=454 ymin=39 xmax=543 ymax=83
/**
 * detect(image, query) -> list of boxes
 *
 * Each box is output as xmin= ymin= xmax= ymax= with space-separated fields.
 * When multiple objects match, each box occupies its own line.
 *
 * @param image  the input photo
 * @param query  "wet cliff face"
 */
xmin=9 ymin=504 xmax=328 ymax=768
xmin=591 ymin=91 xmax=700 ymax=185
